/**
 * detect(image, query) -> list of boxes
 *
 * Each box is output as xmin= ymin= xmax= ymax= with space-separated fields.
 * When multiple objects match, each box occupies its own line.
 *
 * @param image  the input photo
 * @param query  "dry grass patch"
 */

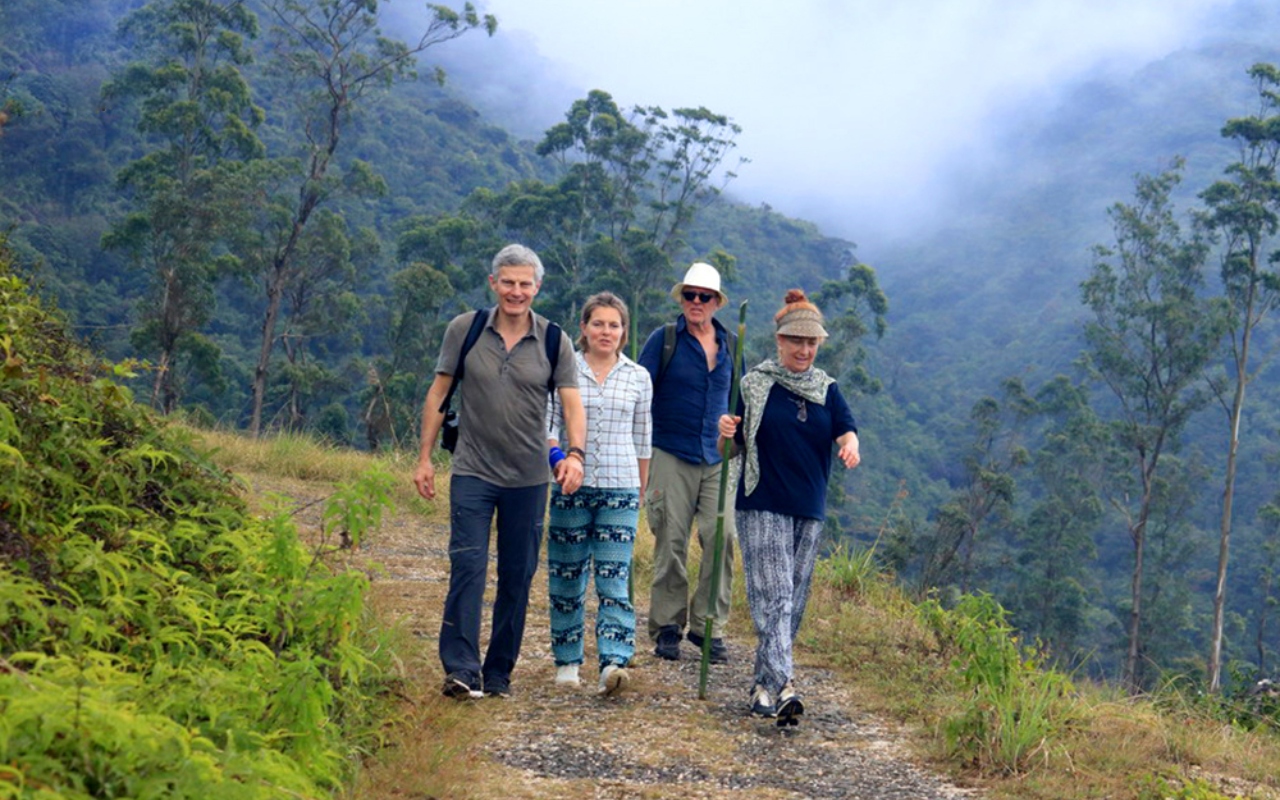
xmin=200 ymin=431 xmax=1280 ymax=800
xmin=981 ymin=691 xmax=1280 ymax=799
xmin=802 ymin=574 xmax=950 ymax=722
xmin=187 ymin=424 xmax=445 ymax=518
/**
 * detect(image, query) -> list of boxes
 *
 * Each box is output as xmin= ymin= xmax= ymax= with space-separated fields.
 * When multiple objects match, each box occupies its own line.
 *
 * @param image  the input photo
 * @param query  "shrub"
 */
xmin=922 ymin=592 xmax=1077 ymax=774
xmin=0 ymin=247 xmax=397 ymax=798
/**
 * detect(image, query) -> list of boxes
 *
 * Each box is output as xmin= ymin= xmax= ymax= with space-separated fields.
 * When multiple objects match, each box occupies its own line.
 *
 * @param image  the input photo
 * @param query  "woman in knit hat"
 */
xmin=717 ymin=288 xmax=861 ymax=725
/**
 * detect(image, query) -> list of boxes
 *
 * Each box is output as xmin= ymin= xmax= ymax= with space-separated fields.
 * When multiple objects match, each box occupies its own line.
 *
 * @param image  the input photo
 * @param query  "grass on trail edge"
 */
xmin=200 ymin=429 xmax=1280 ymax=800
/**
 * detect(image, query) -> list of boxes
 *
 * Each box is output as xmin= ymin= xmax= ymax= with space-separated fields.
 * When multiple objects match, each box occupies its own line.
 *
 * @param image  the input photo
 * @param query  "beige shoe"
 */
xmin=750 ymin=684 xmax=776 ymax=717
xmin=776 ymin=682 xmax=804 ymax=727
xmin=554 ymin=664 xmax=581 ymax=687
xmin=598 ymin=664 xmax=629 ymax=696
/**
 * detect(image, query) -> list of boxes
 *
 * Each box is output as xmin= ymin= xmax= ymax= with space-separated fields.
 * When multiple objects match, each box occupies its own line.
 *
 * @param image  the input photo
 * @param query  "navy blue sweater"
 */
xmin=734 ymin=382 xmax=857 ymax=521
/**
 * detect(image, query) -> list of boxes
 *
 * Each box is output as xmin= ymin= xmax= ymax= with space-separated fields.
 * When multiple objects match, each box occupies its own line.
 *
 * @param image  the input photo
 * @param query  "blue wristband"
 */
xmin=548 ymin=446 xmax=566 ymax=468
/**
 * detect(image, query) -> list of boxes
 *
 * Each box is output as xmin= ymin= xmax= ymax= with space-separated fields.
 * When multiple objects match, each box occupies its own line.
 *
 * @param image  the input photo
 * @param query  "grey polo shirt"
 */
xmin=436 ymin=308 xmax=577 ymax=488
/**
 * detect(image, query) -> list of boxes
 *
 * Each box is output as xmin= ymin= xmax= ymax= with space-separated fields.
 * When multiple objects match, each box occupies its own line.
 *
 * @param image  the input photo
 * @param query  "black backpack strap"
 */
xmin=438 ymin=308 xmax=491 ymax=414
xmin=544 ymin=322 xmax=562 ymax=394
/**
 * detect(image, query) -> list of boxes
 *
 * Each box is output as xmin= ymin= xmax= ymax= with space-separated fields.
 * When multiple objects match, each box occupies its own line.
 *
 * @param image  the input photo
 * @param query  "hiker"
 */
xmin=546 ymin=292 xmax=652 ymax=696
xmin=638 ymin=261 xmax=741 ymax=664
xmin=413 ymin=243 xmax=586 ymax=700
xmin=717 ymin=288 xmax=860 ymax=725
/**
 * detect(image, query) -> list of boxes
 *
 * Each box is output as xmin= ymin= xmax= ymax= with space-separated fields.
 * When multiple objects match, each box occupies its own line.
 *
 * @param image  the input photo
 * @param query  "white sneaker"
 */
xmin=598 ymin=664 xmax=629 ymax=696
xmin=554 ymin=664 xmax=580 ymax=686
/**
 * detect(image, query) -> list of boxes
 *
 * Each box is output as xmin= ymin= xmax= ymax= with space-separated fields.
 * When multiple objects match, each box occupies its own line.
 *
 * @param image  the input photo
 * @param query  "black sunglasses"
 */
xmin=681 ymin=290 xmax=716 ymax=304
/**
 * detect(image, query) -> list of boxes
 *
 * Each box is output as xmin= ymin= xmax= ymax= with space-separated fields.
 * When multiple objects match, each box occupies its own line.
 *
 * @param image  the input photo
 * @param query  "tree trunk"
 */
xmin=1124 ymin=476 xmax=1155 ymax=693
xmin=1210 ymin=282 xmax=1256 ymax=692
xmin=152 ymin=349 xmax=171 ymax=411
xmin=1257 ymin=567 xmax=1273 ymax=674
xmin=1209 ymin=376 xmax=1246 ymax=691
xmin=248 ymin=178 xmax=323 ymax=436
xmin=1124 ymin=524 xmax=1146 ymax=692
xmin=249 ymin=273 xmax=285 ymax=437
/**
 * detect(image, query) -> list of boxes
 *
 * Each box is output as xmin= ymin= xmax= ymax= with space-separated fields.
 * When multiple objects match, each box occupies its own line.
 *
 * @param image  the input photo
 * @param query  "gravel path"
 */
xmin=257 ymin=475 xmax=984 ymax=800
xmin=478 ymin=621 xmax=983 ymax=800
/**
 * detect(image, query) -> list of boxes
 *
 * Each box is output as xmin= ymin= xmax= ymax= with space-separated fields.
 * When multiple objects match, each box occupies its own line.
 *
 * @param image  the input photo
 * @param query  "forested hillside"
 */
xmin=5 ymin=0 xmax=1280 ymax=695
xmin=861 ymin=2 xmax=1280 ymax=691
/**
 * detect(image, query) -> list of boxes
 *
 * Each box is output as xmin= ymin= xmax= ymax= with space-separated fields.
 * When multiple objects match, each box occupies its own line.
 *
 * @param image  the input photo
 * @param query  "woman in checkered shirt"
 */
xmin=546 ymin=292 xmax=653 ymax=696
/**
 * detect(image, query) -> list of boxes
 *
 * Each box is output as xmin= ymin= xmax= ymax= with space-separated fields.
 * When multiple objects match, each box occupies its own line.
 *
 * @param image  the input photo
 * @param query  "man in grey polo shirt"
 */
xmin=414 ymin=243 xmax=586 ymax=699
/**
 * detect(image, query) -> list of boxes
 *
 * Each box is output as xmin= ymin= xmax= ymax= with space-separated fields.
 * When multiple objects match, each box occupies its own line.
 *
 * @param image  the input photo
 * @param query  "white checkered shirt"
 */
xmin=547 ymin=352 xmax=653 ymax=489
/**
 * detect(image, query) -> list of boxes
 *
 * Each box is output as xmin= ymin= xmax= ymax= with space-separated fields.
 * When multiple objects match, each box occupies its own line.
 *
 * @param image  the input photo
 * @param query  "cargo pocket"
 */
xmin=644 ymin=487 xmax=664 ymax=538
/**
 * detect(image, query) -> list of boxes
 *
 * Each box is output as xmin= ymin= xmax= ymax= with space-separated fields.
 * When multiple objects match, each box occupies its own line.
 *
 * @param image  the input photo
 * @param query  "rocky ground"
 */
xmin=476 ymin=633 xmax=983 ymax=800
xmin=252 ymin=470 xmax=987 ymax=800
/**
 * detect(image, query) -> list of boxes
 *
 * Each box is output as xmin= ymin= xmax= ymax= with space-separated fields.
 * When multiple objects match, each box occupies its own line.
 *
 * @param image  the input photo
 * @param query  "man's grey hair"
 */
xmin=491 ymin=243 xmax=545 ymax=284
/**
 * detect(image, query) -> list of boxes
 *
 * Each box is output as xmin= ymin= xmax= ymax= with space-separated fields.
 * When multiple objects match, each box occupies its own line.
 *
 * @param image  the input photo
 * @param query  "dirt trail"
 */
xmin=254 ymin=475 xmax=983 ymax=800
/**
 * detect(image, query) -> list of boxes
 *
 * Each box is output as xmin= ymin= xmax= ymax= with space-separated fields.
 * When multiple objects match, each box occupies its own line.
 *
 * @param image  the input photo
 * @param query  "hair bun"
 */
xmin=784 ymin=288 xmax=807 ymax=305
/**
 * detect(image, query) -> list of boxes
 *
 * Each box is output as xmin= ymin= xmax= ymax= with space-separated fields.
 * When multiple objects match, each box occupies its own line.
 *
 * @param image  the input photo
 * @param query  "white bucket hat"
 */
xmin=670 ymin=262 xmax=728 ymax=305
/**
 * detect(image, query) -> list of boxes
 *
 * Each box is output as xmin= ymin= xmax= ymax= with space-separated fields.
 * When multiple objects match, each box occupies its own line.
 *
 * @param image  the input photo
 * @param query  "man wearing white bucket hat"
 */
xmin=637 ymin=261 xmax=740 ymax=664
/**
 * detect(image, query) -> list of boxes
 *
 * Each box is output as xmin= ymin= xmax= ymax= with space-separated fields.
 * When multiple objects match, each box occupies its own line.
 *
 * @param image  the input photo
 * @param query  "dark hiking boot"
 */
xmin=442 ymin=671 xmax=482 ymax=700
xmin=654 ymin=625 xmax=682 ymax=660
xmin=687 ymin=630 xmax=728 ymax=664
xmin=482 ymin=674 xmax=511 ymax=698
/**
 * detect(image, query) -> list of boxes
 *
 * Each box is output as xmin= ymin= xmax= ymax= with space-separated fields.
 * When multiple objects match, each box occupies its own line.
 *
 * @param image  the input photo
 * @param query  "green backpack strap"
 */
xmin=656 ymin=322 xmax=677 ymax=388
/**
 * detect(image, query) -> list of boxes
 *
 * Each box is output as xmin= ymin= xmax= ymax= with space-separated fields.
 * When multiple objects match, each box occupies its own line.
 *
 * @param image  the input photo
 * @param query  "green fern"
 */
xmin=0 ymin=244 xmax=402 ymax=797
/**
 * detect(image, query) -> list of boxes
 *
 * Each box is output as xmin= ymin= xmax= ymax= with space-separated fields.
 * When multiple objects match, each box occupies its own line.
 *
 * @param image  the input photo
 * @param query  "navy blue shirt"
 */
xmin=638 ymin=315 xmax=737 ymax=465
xmin=734 ymin=382 xmax=857 ymax=521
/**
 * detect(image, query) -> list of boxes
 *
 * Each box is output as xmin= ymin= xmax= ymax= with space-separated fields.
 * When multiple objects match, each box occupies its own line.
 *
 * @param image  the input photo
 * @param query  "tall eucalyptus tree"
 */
xmin=244 ymin=0 xmax=495 ymax=436
xmin=1198 ymin=62 xmax=1280 ymax=692
xmin=1080 ymin=162 xmax=1227 ymax=691
xmin=518 ymin=90 xmax=744 ymax=340
xmin=101 ymin=0 xmax=263 ymax=412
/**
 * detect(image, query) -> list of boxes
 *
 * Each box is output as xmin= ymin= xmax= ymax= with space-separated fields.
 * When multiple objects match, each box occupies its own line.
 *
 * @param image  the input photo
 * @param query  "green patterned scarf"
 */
xmin=739 ymin=359 xmax=835 ymax=496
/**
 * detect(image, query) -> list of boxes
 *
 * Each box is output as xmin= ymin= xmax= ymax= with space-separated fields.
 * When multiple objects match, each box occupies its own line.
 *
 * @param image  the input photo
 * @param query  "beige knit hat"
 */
xmin=774 ymin=289 xmax=828 ymax=338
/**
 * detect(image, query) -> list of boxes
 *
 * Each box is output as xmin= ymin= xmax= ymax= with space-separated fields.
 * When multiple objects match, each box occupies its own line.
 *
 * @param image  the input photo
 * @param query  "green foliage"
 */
xmin=1136 ymin=774 xmax=1243 ymax=800
xmin=1081 ymin=161 xmax=1230 ymax=691
xmin=922 ymin=593 xmax=1076 ymax=775
xmin=816 ymin=540 xmax=882 ymax=598
xmin=469 ymin=89 xmax=743 ymax=330
xmin=0 ymin=246 xmax=400 ymax=797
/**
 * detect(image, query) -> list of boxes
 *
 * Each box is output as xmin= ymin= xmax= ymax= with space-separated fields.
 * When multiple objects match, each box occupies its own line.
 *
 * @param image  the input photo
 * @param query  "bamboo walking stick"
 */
xmin=698 ymin=299 xmax=747 ymax=700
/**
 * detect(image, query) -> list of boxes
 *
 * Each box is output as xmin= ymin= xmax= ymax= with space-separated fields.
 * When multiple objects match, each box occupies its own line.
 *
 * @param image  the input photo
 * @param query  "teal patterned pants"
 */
xmin=547 ymin=486 xmax=639 ymax=670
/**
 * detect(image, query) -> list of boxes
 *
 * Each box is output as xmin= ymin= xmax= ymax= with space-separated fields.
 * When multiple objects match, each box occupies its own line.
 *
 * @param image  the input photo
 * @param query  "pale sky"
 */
xmin=409 ymin=0 xmax=1235 ymax=248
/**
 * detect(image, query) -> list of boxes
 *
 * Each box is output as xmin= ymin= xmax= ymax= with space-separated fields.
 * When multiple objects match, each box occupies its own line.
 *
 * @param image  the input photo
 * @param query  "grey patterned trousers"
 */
xmin=737 ymin=509 xmax=824 ymax=695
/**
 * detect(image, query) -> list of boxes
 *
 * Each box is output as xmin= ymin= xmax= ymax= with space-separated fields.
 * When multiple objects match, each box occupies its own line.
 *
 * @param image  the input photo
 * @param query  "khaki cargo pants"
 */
xmin=645 ymin=447 xmax=737 ymax=639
